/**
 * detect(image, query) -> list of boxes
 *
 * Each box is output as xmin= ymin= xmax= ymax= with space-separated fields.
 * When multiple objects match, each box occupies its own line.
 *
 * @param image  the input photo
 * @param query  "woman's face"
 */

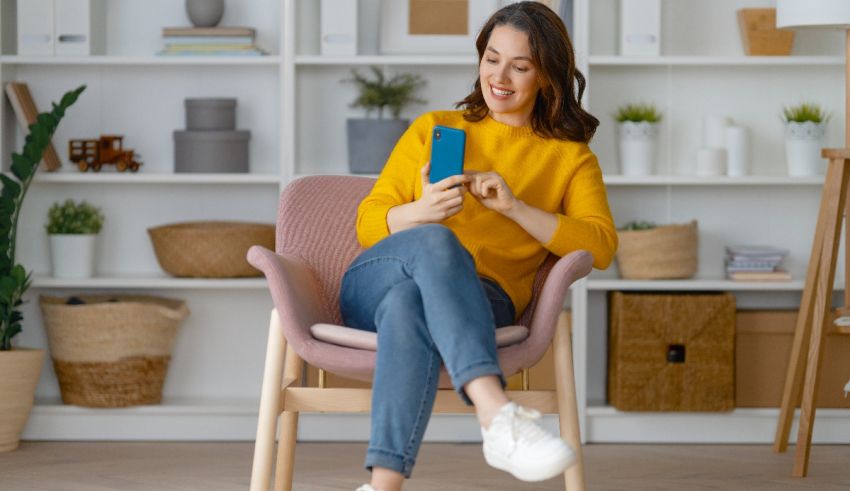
xmin=479 ymin=24 xmax=541 ymax=126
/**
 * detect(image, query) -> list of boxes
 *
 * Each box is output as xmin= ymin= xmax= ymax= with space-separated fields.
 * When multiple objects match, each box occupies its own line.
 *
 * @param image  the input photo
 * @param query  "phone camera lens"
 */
xmin=435 ymin=130 xmax=441 ymax=140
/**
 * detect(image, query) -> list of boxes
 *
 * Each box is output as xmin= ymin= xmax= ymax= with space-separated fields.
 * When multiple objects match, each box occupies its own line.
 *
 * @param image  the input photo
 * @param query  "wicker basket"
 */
xmin=615 ymin=220 xmax=698 ymax=279
xmin=39 ymin=295 xmax=189 ymax=407
xmin=148 ymin=221 xmax=274 ymax=278
xmin=608 ymin=292 xmax=736 ymax=412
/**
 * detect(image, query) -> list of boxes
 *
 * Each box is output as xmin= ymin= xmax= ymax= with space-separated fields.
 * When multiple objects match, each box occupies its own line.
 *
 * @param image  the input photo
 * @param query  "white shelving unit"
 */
xmin=576 ymin=0 xmax=849 ymax=444
xmin=3 ymin=0 xmax=283 ymax=441
xmin=7 ymin=0 xmax=850 ymax=443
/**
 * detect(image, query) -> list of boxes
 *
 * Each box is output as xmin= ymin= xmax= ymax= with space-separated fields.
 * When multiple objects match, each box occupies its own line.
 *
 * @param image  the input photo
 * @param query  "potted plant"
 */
xmin=45 ymin=199 xmax=104 ymax=279
xmin=0 ymin=86 xmax=84 ymax=452
xmin=615 ymin=103 xmax=662 ymax=176
xmin=344 ymin=66 xmax=426 ymax=174
xmin=783 ymin=102 xmax=830 ymax=177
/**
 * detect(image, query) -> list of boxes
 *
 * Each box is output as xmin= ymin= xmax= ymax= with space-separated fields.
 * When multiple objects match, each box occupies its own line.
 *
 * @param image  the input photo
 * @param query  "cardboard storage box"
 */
xmin=608 ymin=292 xmax=736 ymax=411
xmin=736 ymin=310 xmax=850 ymax=408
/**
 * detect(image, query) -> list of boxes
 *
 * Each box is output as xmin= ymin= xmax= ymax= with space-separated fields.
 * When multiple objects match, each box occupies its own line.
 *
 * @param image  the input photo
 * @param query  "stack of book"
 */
xmin=725 ymin=245 xmax=791 ymax=281
xmin=159 ymin=27 xmax=266 ymax=56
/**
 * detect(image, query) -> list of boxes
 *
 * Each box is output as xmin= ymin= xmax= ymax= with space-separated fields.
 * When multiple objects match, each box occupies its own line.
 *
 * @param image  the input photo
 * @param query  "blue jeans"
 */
xmin=339 ymin=224 xmax=515 ymax=478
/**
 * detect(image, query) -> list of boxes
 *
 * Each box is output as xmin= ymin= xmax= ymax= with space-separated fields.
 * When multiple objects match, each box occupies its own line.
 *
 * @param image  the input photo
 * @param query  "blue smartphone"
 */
xmin=429 ymin=125 xmax=465 ymax=184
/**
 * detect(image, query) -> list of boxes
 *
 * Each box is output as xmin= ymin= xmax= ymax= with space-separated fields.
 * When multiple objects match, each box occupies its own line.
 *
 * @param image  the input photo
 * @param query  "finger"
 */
xmin=421 ymin=162 xmax=431 ymax=186
xmin=444 ymin=204 xmax=464 ymax=218
xmin=433 ymin=173 xmax=470 ymax=191
xmin=442 ymin=196 xmax=463 ymax=208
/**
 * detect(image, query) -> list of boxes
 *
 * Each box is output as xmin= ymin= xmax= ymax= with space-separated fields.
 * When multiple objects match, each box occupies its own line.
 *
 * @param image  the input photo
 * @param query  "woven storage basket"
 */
xmin=148 ymin=221 xmax=274 ymax=278
xmin=39 ymin=295 xmax=189 ymax=407
xmin=608 ymin=292 xmax=736 ymax=412
xmin=615 ymin=220 xmax=698 ymax=279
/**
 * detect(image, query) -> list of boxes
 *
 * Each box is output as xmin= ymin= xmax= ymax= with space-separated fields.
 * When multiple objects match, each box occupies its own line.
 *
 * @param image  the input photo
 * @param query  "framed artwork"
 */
xmin=379 ymin=0 xmax=500 ymax=55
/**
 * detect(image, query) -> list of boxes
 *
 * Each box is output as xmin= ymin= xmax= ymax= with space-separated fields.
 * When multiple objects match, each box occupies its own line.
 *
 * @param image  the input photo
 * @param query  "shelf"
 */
xmin=24 ymin=398 xmax=259 ymax=441
xmin=0 ymin=55 xmax=281 ymax=66
xmin=293 ymin=172 xmax=378 ymax=180
xmin=588 ymin=55 xmax=844 ymax=66
xmin=602 ymin=175 xmax=824 ymax=186
xmin=586 ymin=277 xmax=820 ymax=291
xmin=30 ymin=172 xmax=281 ymax=185
xmin=31 ymin=275 xmax=268 ymax=290
xmin=294 ymin=55 xmax=478 ymax=66
xmin=585 ymin=405 xmax=850 ymax=443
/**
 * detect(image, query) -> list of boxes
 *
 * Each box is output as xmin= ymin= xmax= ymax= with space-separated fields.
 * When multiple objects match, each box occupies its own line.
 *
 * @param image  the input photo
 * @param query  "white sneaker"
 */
xmin=356 ymin=485 xmax=378 ymax=491
xmin=481 ymin=402 xmax=576 ymax=482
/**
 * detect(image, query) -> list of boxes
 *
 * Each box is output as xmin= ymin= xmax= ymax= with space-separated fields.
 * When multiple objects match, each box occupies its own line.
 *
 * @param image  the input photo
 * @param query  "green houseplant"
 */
xmin=344 ymin=66 xmax=426 ymax=174
xmin=615 ymin=103 xmax=662 ymax=176
xmin=782 ymin=102 xmax=830 ymax=177
xmin=0 ymin=85 xmax=84 ymax=452
xmin=45 ymin=199 xmax=104 ymax=279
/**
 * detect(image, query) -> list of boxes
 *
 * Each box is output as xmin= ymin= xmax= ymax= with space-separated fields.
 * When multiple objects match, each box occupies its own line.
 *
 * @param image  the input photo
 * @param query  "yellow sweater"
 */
xmin=356 ymin=110 xmax=618 ymax=316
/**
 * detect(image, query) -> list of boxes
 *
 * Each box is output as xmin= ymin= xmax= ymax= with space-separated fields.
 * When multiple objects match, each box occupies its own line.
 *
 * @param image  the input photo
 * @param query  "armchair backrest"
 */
xmin=276 ymin=175 xmax=559 ymax=327
xmin=277 ymin=176 xmax=374 ymax=325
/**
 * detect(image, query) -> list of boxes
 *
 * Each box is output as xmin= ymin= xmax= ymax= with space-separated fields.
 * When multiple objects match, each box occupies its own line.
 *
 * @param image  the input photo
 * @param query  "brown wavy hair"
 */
xmin=456 ymin=1 xmax=598 ymax=143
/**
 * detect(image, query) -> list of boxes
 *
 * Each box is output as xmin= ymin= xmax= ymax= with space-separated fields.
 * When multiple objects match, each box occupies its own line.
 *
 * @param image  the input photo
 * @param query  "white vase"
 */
xmin=618 ymin=121 xmax=658 ymax=176
xmin=49 ymin=234 xmax=97 ymax=278
xmin=785 ymin=121 xmax=826 ymax=176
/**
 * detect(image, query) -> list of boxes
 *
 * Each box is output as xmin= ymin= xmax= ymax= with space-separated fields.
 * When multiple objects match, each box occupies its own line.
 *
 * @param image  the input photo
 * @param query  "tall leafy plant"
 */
xmin=0 ymin=85 xmax=85 ymax=350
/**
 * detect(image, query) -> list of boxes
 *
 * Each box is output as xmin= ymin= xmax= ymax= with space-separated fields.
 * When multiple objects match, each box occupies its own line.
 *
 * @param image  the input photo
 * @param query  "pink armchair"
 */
xmin=248 ymin=175 xmax=593 ymax=491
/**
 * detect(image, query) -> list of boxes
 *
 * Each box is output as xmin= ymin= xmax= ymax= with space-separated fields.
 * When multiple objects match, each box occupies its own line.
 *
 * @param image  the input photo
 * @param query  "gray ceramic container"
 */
xmin=185 ymin=98 xmax=237 ymax=131
xmin=174 ymin=130 xmax=250 ymax=173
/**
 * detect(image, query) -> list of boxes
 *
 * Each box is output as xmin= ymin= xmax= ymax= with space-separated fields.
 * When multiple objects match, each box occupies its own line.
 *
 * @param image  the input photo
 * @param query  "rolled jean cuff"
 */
xmin=365 ymin=447 xmax=415 ymax=478
xmin=452 ymin=361 xmax=506 ymax=406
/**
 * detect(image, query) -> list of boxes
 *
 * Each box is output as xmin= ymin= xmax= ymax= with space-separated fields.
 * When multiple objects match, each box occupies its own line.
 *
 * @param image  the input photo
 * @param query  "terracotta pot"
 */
xmin=0 ymin=349 xmax=44 ymax=452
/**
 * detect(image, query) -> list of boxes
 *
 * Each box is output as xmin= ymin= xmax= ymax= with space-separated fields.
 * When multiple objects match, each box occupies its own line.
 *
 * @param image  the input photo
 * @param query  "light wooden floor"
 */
xmin=1 ymin=442 xmax=848 ymax=490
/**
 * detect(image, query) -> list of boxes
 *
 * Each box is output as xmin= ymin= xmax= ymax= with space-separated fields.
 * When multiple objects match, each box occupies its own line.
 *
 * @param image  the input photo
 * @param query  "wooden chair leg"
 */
xmin=250 ymin=310 xmax=287 ymax=491
xmin=274 ymin=342 xmax=304 ymax=491
xmin=553 ymin=310 xmax=586 ymax=491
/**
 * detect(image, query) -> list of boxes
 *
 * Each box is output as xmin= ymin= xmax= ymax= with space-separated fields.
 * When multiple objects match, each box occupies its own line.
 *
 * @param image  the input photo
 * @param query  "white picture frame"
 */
xmin=379 ymin=0 xmax=500 ymax=55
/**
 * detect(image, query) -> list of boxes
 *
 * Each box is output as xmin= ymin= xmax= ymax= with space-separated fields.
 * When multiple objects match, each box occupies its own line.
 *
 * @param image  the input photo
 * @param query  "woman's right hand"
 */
xmin=387 ymin=162 xmax=470 ymax=233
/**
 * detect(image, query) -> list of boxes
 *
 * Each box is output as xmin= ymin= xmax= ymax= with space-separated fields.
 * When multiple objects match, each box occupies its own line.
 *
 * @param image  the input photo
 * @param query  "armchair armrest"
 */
xmin=525 ymin=250 xmax=594 ymax=346
xmin=247 ymin=245 xmax=333 ymax=348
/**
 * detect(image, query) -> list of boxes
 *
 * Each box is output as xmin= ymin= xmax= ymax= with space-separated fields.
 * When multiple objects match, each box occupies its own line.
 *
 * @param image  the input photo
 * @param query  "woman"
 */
xmin=340 ymin=3 xmax=617 ymax=490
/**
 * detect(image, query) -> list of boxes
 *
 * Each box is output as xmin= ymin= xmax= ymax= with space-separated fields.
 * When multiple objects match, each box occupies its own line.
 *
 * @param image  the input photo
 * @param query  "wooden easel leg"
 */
xmin=554 ymin=311 xmax=585 ymax=491
xmin=775 ymin=157 xmax=846 ymax=452
xmin=792 ymin=158 xmax=850 ymax=476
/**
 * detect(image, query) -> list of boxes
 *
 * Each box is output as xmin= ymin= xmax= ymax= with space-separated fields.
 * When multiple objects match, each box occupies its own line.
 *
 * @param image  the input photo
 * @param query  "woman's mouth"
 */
xmin=490 ymin=85 xmax=515 ymax=98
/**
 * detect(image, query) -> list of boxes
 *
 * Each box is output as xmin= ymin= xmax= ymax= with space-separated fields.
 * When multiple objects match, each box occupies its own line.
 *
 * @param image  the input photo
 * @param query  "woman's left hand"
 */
xmin=466 ymin=171 xmax=517 ymax=214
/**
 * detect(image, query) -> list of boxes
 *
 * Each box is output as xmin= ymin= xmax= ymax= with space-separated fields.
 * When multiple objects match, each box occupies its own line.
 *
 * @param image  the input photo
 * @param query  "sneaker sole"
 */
xmin=484 ymin=448 xmax=577 ymax=482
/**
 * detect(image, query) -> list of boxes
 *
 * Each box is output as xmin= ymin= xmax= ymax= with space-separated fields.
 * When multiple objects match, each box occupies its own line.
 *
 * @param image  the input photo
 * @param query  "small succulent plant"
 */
xmin=615 ymin=103 xmax=662 ymax=124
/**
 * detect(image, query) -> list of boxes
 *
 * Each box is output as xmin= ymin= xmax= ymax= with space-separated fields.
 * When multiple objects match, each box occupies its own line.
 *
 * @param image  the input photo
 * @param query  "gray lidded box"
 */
xmin=174 ymin=130 xmax=251 ymax=173
xmin=185 ymin=98 xmax=237 ymax=131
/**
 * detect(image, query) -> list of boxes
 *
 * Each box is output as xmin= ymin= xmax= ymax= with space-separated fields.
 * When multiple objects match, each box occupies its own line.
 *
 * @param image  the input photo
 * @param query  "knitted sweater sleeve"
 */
xmin=355 ymin=114 xmax=431 ymax=248
xmin=542 ymin=146 xmax=618 ymax=269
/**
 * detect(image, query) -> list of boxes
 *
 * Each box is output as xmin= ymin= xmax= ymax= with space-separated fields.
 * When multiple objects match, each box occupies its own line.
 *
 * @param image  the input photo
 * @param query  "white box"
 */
xmin=619 ymin=0 xmax=661 ymax=56
xmin=54 ymin=0 xmax=106 ymax=56
xmin=17 ymin=0 xmax=54 ymax=55
xmin=320 ymin=0 xmax=358 ymax=56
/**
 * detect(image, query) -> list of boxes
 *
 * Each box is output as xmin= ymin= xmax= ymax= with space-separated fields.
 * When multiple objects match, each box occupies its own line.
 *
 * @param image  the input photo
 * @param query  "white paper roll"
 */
xmin=724 ymin=125 xmax=750 ymax=177
xmin=696 ymin=147 xmax=727 ymax=176
xmin=704 ymin=116 xmax=732 ymax=148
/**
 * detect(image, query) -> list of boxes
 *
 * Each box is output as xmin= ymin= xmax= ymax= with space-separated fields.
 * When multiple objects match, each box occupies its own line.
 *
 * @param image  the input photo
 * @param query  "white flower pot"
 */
xmin=785 ymin=121 xmax=826 ymax=177
xmin=49 ymin=234 xmax=98 ymax=278
xmin=618 ymin=121 xmax=659 ymax=176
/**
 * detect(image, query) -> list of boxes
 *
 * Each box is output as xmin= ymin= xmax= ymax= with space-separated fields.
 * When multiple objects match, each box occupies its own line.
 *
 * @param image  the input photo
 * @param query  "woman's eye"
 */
xmin=486 ymin=58 xmax=498 ymax=64
xmin=514 ymin=66 xmax=528 ymax=73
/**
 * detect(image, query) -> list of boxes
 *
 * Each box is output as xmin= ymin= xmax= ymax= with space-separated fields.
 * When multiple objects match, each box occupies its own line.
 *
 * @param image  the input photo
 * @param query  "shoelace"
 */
xmin=506 ymin=405 xmax=549 ymax=447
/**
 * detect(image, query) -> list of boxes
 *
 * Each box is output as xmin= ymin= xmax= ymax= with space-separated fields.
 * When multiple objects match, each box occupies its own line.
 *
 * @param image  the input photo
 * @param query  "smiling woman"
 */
xmin=345 ymin=3 xmax=617 ymax=491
